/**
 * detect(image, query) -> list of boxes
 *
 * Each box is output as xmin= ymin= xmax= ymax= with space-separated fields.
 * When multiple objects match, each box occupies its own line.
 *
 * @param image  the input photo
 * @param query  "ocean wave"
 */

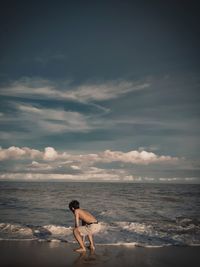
xmin=115 ymin=221 xmax=153 ymax=234
xmin=0 ymin=223 xmax=33 ymax=238
xmin=0 ymin=222 xmax=106 ymax=242
xmin=0 ymin=221 xmax=200 ymax=247
xmin=176 ymin=217 xmax=200 ymax=227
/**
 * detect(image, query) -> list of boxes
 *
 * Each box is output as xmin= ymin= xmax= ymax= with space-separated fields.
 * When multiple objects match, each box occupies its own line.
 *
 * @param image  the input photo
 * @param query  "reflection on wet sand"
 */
xmin=74 ymin=249 xmax=109 ymax=266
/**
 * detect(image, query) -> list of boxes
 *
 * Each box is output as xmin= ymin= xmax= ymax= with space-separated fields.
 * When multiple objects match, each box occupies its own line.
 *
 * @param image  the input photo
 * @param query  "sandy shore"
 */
xmin=0 ymin=241 xmax=200 ymax=267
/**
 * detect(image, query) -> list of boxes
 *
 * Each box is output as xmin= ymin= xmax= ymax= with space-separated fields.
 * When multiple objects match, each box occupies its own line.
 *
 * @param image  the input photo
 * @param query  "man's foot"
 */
xmin=86 ymin=244 xmax=95 ymax=250
xmin=88 ymin=245 xmax=95 ymax=251
xmin=74 ymin=247 xmax=86 ymax=253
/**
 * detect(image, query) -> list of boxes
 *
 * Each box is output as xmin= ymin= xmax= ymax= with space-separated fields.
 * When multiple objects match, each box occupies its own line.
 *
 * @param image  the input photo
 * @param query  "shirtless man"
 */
xmin=69 ymin=200 xmax=99 ymax=253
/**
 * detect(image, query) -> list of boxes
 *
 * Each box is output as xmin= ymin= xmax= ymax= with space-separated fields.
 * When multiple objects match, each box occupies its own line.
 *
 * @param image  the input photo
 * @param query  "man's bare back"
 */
xmin=75 ymin=209 xmax=97 ymax=225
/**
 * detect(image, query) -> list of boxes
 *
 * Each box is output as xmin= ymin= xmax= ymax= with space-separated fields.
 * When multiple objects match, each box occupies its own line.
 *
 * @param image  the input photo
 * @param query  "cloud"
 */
xmin=70 ymin=165 xmax=81 ymax=170
xmin=0 ymin=165 xmax=132 ymax=181
xmin=158 ymin=177 xmax=198 ymax=182
xmin=28 ymin=161 xmax=53 ymax=171
xmin=0 ymin=172 xmax=122 ymax=181
xmin=0 ymin=146 xmax=178 ymax=165
xmin=99 ymin=150 xmax=178 ymax=165
xmin=71 ymin=81 xmax=150 ymax=101
xmin=0 ymin=146 xmax=197 ymax=182
xmin=0 ymin=146 xmax=42 ymax=160
xmin=0 ymin=172 xmax=198 ymax=183
xmin=0 ymin=103 xmax=93 ymax=136
xmin=0 ymin=77 xmax=150 ymax=102
xmin=18 ymin=104 xmax=91 ymax=132
xmin=43 ymin=147 xmax=58 ymax=161
xmin=0 ymin=146 xmax=69 ymax=161
xmin=0 ymin=146 xmax=60 ymax=161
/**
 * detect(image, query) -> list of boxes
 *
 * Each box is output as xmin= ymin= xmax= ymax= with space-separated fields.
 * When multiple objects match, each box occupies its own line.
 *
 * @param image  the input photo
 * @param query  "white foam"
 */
xmin=0 ymin=221 xmax=200 ymax=247
xmin=99 ymin=242 xmax=138 ymax=247
xmin=97 ymin=242 xmax=166 ymax=248
xmin=0 ymin=223 xmax=33 ymax=237
xmin=115 ymin=221 xmax=153 ymax=234
xmin=43 ymin=225 xmax=72 ymax=236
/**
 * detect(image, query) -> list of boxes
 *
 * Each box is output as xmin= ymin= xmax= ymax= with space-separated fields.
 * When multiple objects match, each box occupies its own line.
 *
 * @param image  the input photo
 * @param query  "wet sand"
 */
xmin=0 ymin=241 xmax=200 ymax=267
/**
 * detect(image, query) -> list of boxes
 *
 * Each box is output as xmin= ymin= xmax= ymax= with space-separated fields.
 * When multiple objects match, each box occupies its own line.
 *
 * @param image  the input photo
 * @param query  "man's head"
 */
xmin=69 ymin=200 xmax=80 ymax=212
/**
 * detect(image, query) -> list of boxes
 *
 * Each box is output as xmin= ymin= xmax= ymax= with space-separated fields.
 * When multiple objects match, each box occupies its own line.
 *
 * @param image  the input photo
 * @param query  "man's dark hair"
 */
xmin=69 ymin=200 xmax=80 ymax=211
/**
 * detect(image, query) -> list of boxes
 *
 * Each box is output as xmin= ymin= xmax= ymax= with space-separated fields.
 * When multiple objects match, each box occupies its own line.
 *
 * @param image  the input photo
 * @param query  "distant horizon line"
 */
xmin=0 ymin=179 xmax=199 ymax=185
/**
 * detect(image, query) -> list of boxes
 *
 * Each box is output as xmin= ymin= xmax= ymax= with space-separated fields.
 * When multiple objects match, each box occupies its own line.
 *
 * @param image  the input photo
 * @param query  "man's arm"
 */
xmin=74 ymin=210 xmax=79 ymax=228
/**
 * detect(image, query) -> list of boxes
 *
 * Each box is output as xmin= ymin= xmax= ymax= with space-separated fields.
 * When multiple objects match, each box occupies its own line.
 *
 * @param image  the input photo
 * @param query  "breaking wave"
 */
xmin=1 ymin=219 xmax=200 ymax=247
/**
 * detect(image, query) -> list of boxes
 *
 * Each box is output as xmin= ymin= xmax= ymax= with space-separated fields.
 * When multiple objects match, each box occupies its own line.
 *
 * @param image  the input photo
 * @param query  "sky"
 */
xmin=0 ymin=0 xmax=199 ymax=182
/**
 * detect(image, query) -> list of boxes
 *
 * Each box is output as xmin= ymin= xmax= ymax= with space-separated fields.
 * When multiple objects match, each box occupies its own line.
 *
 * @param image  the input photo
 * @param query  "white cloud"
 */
xmin=0 ymin=104 xmax=92 ymax=136
xmin=0 ymin=146 xmax=42 ymax=160
xmin=0 ymin=146 xmax=180 ymax=182
xmin=0 ymin=172 xmax=123 ymax=181
xmin=0 ymin=172 xmax=198 ymax=183
xmin=158 ymin=177 xmax=198 ymax=183
xmin=138 ymin=145 xmax=159 ymax=152
xmin=0 ymin=78 xmax=150 ymax=102
xmin=0 ymin=146 xmax=197 ymax=182
xmin=70 ymin=165 xmax=81 ymax=170
xmin=0 ymin=146 xmax=179 ymax=165
xmin=99 ymin=150 xmax=178 ymax=165
xmin=28 ymin=161 xmax=53 ymax=171
xmin=0 ymin=164 xmax=133 ymax=181
xmin=71 ymin=81 xmax=150 ymax=101
xmin=43 ymin=147 xmax=58 ymax=161
xmin=18 ymin=104 xmax=92 ymax=132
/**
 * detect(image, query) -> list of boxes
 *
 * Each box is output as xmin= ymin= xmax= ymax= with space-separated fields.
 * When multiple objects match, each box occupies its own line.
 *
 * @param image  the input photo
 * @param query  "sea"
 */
xmin=0 ymin=181 xmax=200 ymax=247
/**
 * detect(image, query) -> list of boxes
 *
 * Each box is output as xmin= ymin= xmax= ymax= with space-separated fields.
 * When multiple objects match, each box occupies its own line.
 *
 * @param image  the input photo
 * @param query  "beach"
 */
xmin=1 ymin=182 xmax=200 ymax=266
xmin=0 ymin=241 xmax=200 ymax=267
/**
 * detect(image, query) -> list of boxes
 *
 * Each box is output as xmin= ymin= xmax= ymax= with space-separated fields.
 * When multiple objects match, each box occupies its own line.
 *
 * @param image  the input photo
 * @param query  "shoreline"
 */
xmin=1 ymin=240 xmax=200 ymax=267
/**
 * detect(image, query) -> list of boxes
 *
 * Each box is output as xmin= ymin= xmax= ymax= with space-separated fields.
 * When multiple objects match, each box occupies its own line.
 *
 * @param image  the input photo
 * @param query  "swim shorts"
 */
xmin=78 ymin=222 xmax=100 ymax=236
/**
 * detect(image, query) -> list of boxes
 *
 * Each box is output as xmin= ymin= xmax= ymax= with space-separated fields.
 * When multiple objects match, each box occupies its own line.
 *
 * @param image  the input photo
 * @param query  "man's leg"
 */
xmin=87 ymin=233 xmax=95 ymax=250
xmin=73 ymin=228 xmax=86 ymax=252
